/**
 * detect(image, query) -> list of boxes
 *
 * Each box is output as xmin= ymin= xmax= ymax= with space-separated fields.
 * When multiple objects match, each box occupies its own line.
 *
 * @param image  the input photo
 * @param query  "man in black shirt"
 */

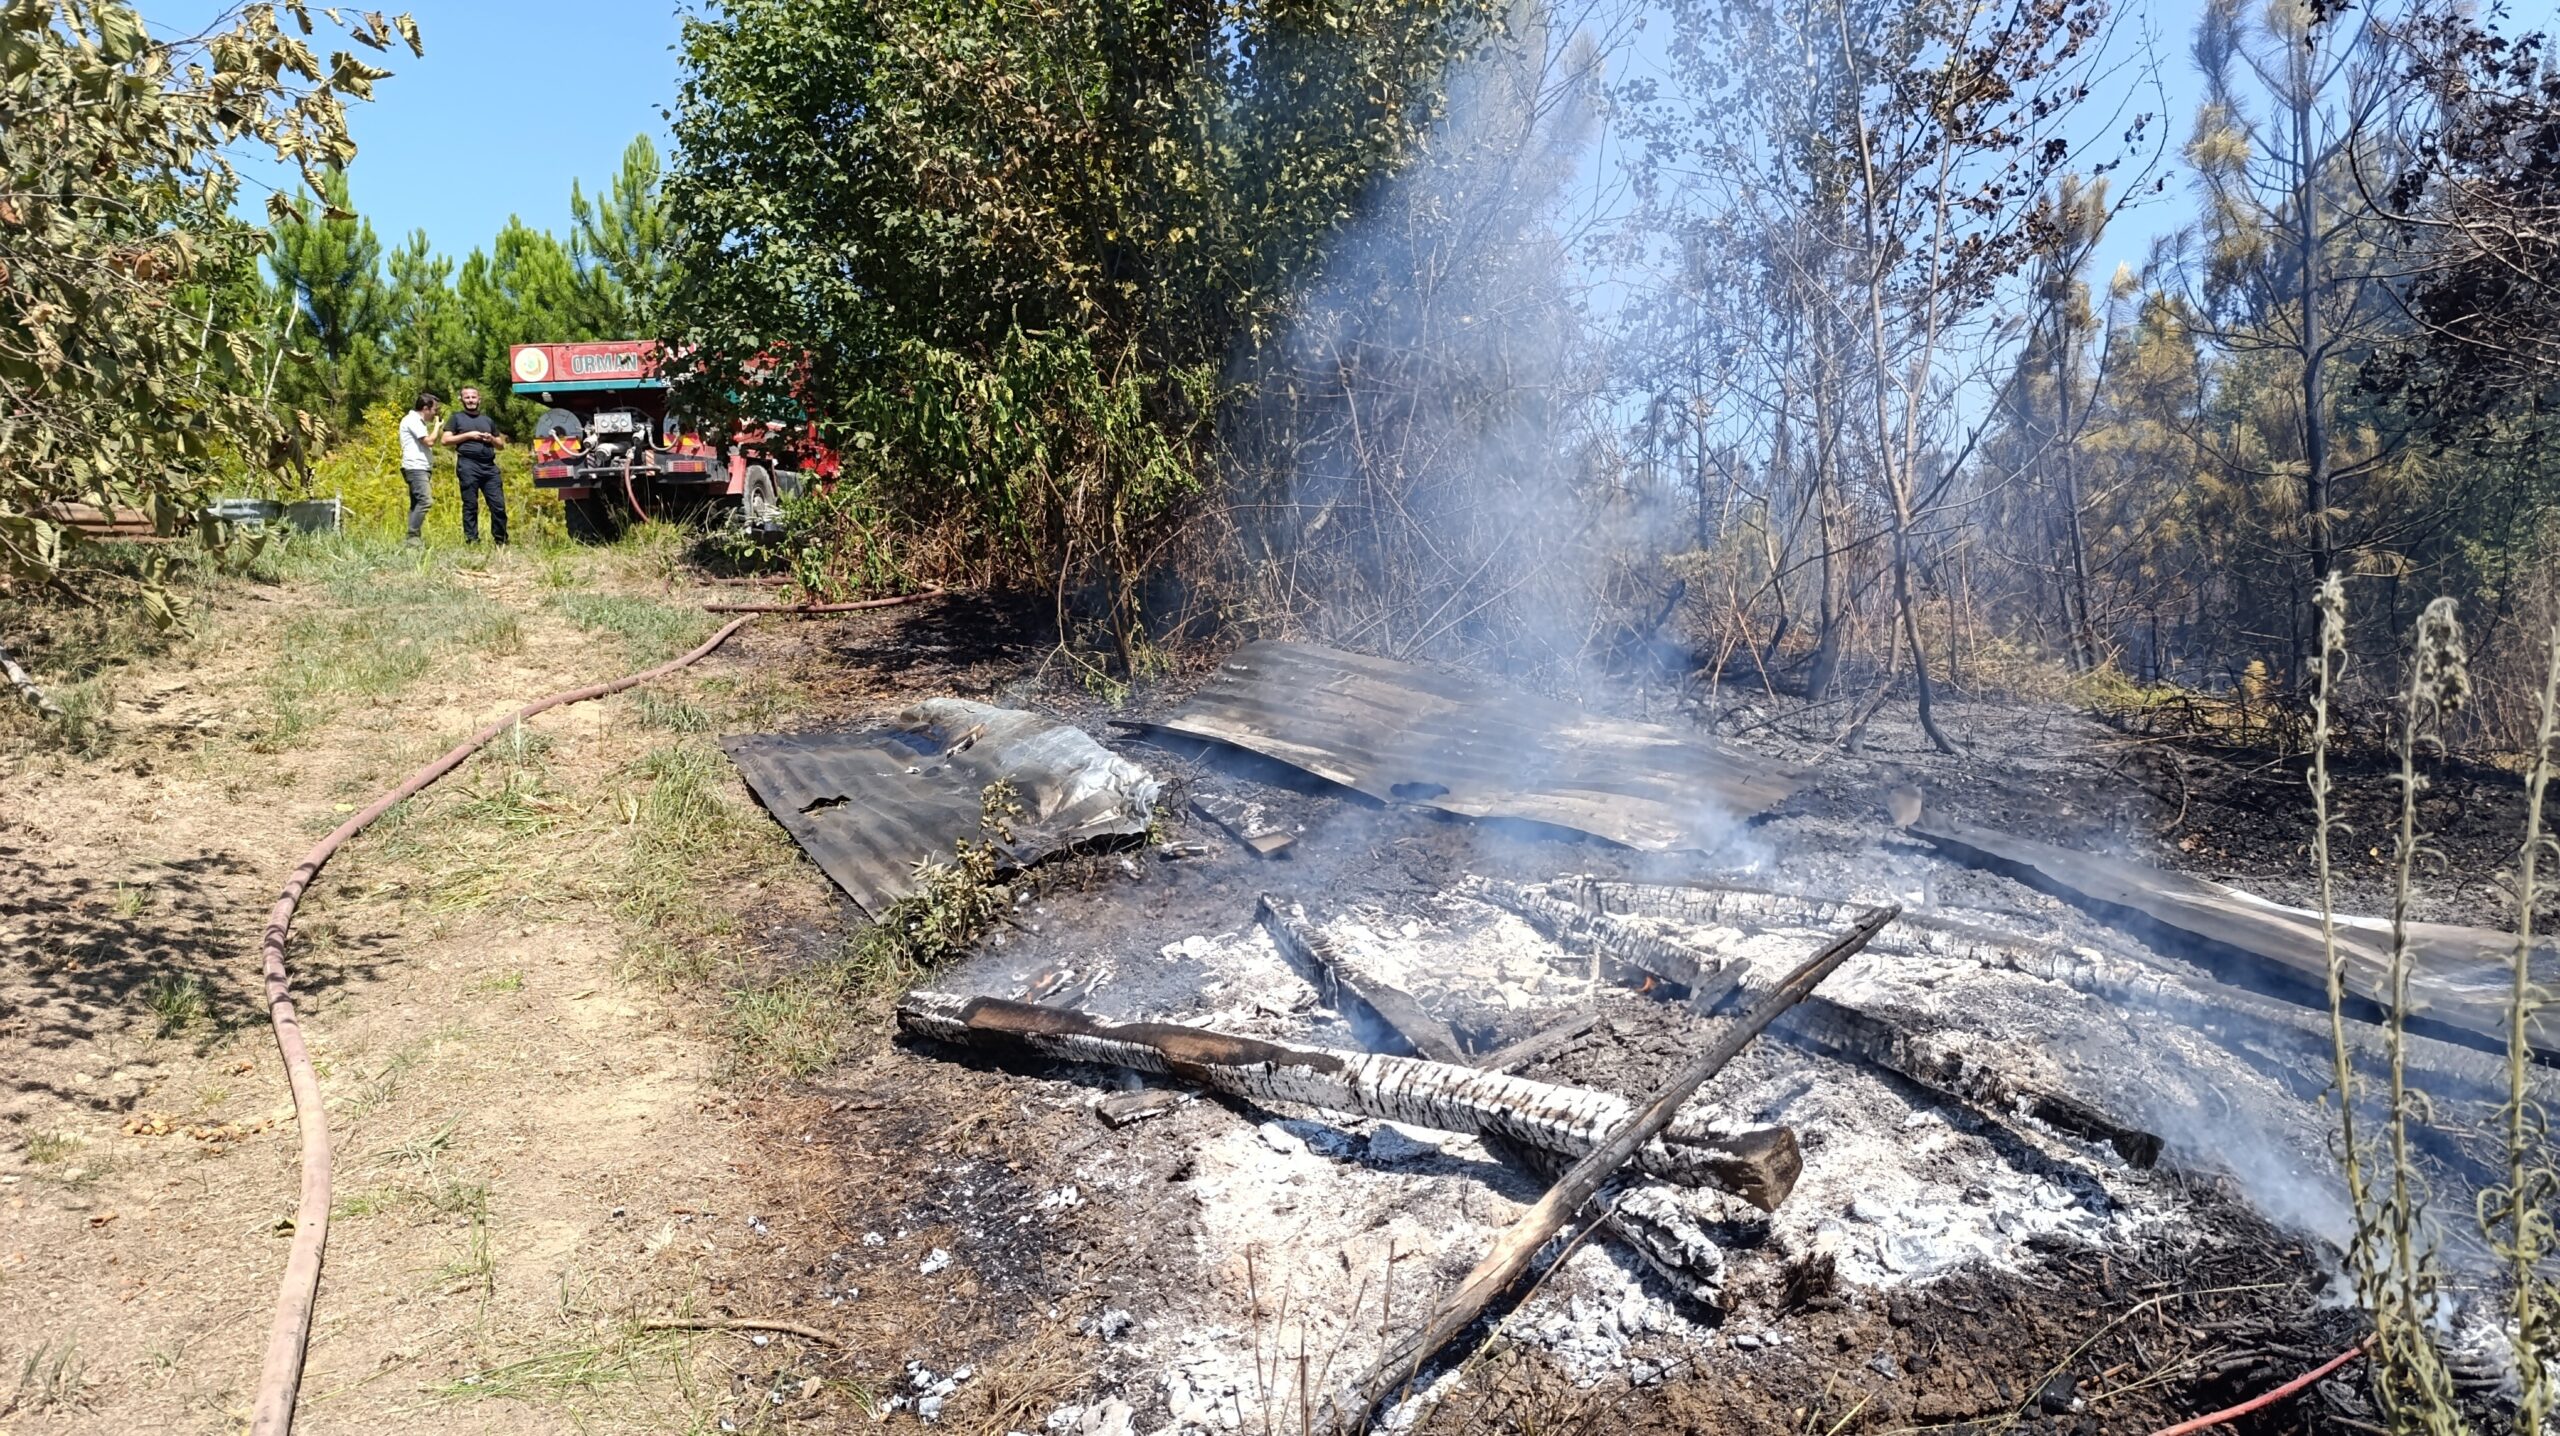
xmin=441 ymin=385 xmax=511 ymax=545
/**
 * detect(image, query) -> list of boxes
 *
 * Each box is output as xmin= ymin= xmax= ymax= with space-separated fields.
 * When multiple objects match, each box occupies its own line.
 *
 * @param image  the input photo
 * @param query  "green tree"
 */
xmin=660 ymin=0 xmax=1501 ymax=665
xmin=269 ymin=168 xmax=395 ymax=429
xmin=571 ymin=134 xmax=672 ymax=334
xmin=0 ymin=0 xmax=419 ymax=608
xmin=452 ymin=220 xmax=605 ymax=427
xmin=2183 ymin=0 xmax=2418 ymax=676
xmin=383 ymin=230 xmax=472 ymax=403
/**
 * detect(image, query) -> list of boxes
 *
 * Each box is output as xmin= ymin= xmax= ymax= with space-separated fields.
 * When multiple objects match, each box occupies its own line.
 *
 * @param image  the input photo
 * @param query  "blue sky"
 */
xmin=146 ymin=0 xmax=2560 ymax=294
xmin=149 ymin=0 xmax=689 ymax=258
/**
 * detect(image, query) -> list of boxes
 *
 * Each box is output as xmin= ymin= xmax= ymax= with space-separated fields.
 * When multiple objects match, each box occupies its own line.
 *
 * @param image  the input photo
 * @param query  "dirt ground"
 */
xmin=2 ymin=539 xmax=2497 ymax=1435
xmin=1 ymin=536 xmax=890 ymax=1434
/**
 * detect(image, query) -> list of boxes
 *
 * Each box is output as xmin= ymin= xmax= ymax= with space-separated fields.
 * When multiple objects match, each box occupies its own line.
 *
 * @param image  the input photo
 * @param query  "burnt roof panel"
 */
xmin=1150 ymin=641 xmax=1801 ymax=851
xmin=723 ymin=699 xmax=1160 ymax=917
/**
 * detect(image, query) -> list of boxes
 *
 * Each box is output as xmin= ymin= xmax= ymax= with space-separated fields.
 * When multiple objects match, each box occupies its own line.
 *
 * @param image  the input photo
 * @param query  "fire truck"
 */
xmin=506 ymin=339 xmax=833 ymax=540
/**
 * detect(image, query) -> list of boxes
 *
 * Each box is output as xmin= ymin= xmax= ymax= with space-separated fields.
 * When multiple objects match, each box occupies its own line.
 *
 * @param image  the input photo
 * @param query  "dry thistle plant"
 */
xmin=2482 ymin=616 xmax=2560 ymax=1431
xmin=2314 ymin=582 xmax=2560 ymax=1431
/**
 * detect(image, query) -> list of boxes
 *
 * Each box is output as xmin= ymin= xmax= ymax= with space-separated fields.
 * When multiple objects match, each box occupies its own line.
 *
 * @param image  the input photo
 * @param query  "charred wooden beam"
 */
xmin=1193 ymin=793 xmax=1294 ymax=856
xmin=1473 ymin=1012 xmax=1600 ymax=1075
xmin=1258 ymin=896 xmax=1724 ymax=1306
xmin=1341 ymin=905 xmax=1900 ymax=1430
xmin=1258 ymin=897 xmax=1469 ymax=1063
xmin=1459 ymin=876 xmax=1743 ymax=1009
xmin=1564 ymin=876 xmax=2546 ymax=1107
xmin=896 ymin=991 xmax=1800 ymax=1209
xmin=1776 ymin=997 xmax=2164 ymax=1168
xmin=1481 ymin=877 xmax=2168 ymax=1168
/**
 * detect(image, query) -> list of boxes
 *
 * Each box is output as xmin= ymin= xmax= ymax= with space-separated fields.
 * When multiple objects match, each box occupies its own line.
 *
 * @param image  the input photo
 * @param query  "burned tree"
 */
xmin=1626 ymin=0 xmax=2128 ymax=749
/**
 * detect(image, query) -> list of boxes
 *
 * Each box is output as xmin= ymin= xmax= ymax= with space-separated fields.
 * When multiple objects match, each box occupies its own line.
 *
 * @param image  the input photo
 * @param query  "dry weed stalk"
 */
xmin=2483 ymin=615 xmax=2560 ymax=1430
xmin=2315 ymin=581 xmax=2560 ymax=1431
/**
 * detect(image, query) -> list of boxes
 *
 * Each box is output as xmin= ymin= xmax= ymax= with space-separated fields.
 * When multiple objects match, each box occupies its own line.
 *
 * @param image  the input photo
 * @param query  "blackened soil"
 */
xmin=1423 ymin=1186 xmax=2369 ymax=1435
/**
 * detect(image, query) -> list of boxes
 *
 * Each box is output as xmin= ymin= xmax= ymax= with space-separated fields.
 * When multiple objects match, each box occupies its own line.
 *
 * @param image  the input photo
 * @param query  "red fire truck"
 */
xmin=507 ymin=339 xmax=833 ymax=540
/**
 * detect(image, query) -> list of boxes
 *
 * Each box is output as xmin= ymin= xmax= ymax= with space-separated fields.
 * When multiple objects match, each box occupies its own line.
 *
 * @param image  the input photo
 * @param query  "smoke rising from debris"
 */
xmin=1236 ymin=3 xmax=1662 ymax=687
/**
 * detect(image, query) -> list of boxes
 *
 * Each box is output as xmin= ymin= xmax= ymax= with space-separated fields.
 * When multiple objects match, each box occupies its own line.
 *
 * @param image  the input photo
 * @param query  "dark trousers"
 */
xmin=458 ymin=465 xmax=508 ymax=545
xmin=400 ymin=468 xmax=431 ymax=540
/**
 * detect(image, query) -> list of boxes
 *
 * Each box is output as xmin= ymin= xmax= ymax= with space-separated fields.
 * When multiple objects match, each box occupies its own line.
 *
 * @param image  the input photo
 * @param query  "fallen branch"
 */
xmin=1 ymin=641 xmax=59 ymax=718
xmin=1258 ymin=897 xmax=1725 ymax=1305
xmin=639 ymin=1316 xmax=843 ymax=1347
xmin=895 ymin=992 xmax=1799 ymax=1208
xmin=1339 ymin=905 xmax=1900 ymax=1430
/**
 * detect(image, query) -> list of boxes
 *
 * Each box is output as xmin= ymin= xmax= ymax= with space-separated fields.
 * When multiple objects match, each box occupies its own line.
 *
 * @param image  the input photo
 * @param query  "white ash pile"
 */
xmin=994 ymin=895 xmax=2199 ymax=1422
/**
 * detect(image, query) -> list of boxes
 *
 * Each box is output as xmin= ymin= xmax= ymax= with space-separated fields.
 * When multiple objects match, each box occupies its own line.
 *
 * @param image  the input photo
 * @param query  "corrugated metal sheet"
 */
xmin=1149 ymin=641 xmax=1801 ymax=850
xmin=1914 ymin=818 xmax=2558 ymax=1054
xmin=723 ymin=700 xmax=1159 ymax=917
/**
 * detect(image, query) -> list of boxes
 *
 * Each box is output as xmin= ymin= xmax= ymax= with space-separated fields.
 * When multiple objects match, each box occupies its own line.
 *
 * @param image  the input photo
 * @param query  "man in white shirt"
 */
xmin=395 ymin=392 xmax=442 ymax=545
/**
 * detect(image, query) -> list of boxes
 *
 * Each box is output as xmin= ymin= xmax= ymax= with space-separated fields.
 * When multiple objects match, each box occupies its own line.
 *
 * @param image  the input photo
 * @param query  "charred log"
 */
xmin=1776 ymin=997 xmax=2164 ymax=1168
xmin=1340 ymin=905 xmax=1900 ymax=1430
xmin=1556 ymin=876 xmax=2547 ymax=1106
xmin=896 ymin=991 xmax=1801 ymax=1209
xmin=1257 ymin=896 xmax=1726 ymax=1305
xmin=1459 ymin=876 xmax=1742 ymax=1008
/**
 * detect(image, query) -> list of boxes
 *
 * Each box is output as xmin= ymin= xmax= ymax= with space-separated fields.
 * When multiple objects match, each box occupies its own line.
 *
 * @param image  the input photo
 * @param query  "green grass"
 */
xmin=10 ymin=1339 xmax=86 ymax=1413
xmin=24 ymin=1131 xmax=84 ymax=1165
xmin=253 ymin=562 xmax=511 ymax=750
xmin=433 ymin=1328 xmax=688 ymax=1404
xmin=377 ymin=1118 xmax=461 ymax=1167
xmin=477 ymin=968 xmax=526 ymax=994
xmin=552 ymin=591 xmax=713 ymax=666
xmin=634 ymin=687 xmax=711 ymax=732
xmin=141 ymin=971 xmax=211 ymax=1036
xmin=433 ymin=1190 xmax=497 ymax=1297
xmin=39 ymin=677 xmax=117 ymax=756
xmin=333 ymin=1187 xmax=405 ymax=1220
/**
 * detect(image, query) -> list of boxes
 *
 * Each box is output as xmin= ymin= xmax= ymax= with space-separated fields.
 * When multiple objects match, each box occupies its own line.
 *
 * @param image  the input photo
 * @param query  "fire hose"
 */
xmin=250 ymin=588 xmax=939 ymax=1436
xmin=620 ymin=454 xmax=650 ymax=525
xmin=2144 ymin=1343 xmax=2365 ymax=1436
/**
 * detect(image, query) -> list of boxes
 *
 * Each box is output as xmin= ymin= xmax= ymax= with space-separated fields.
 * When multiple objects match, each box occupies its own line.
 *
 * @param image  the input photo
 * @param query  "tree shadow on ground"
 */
xmin=0 ymin=841 xmax=388 ymax=1114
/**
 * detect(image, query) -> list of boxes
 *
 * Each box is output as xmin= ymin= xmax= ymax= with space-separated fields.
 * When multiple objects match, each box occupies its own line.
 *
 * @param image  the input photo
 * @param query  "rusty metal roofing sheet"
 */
xmin=1149 ymin=641 xmax=1801 ymax=850
xmin=1914 ymin=818 xmax=2558 ymax=1054
xmin=723 ymin=700 xmax=1159 ymax=917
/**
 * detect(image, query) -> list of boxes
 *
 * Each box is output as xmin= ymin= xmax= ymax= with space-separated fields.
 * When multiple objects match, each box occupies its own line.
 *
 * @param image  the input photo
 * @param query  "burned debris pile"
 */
xmin=719 ymin=654 xmax=2537 ymax=1430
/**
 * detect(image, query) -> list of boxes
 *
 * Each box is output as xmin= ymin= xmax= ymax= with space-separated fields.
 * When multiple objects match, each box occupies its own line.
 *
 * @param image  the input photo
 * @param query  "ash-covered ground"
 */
xmin=751 ymin=613 xmax=2522 ymax=1434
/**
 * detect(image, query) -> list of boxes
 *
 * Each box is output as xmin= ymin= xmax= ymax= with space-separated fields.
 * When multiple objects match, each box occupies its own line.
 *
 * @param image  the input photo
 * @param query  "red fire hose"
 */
xmin=251 ymin=587 xmax=940 ymax=1436
xmin=705 ymin=586 xmax=944 ymax=614
xmin=619 ymin=455 xmax=651 ymax=525
xmin=2144 ymin=1343 xmax=2365 ymax=1436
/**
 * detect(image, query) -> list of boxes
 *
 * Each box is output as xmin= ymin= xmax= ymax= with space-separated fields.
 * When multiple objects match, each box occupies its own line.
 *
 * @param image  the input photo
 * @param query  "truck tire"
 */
xmin=741 ymin=464 xmax=784 ymax=535
xmin=564 ymin=491 xmax=620 ymax=543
